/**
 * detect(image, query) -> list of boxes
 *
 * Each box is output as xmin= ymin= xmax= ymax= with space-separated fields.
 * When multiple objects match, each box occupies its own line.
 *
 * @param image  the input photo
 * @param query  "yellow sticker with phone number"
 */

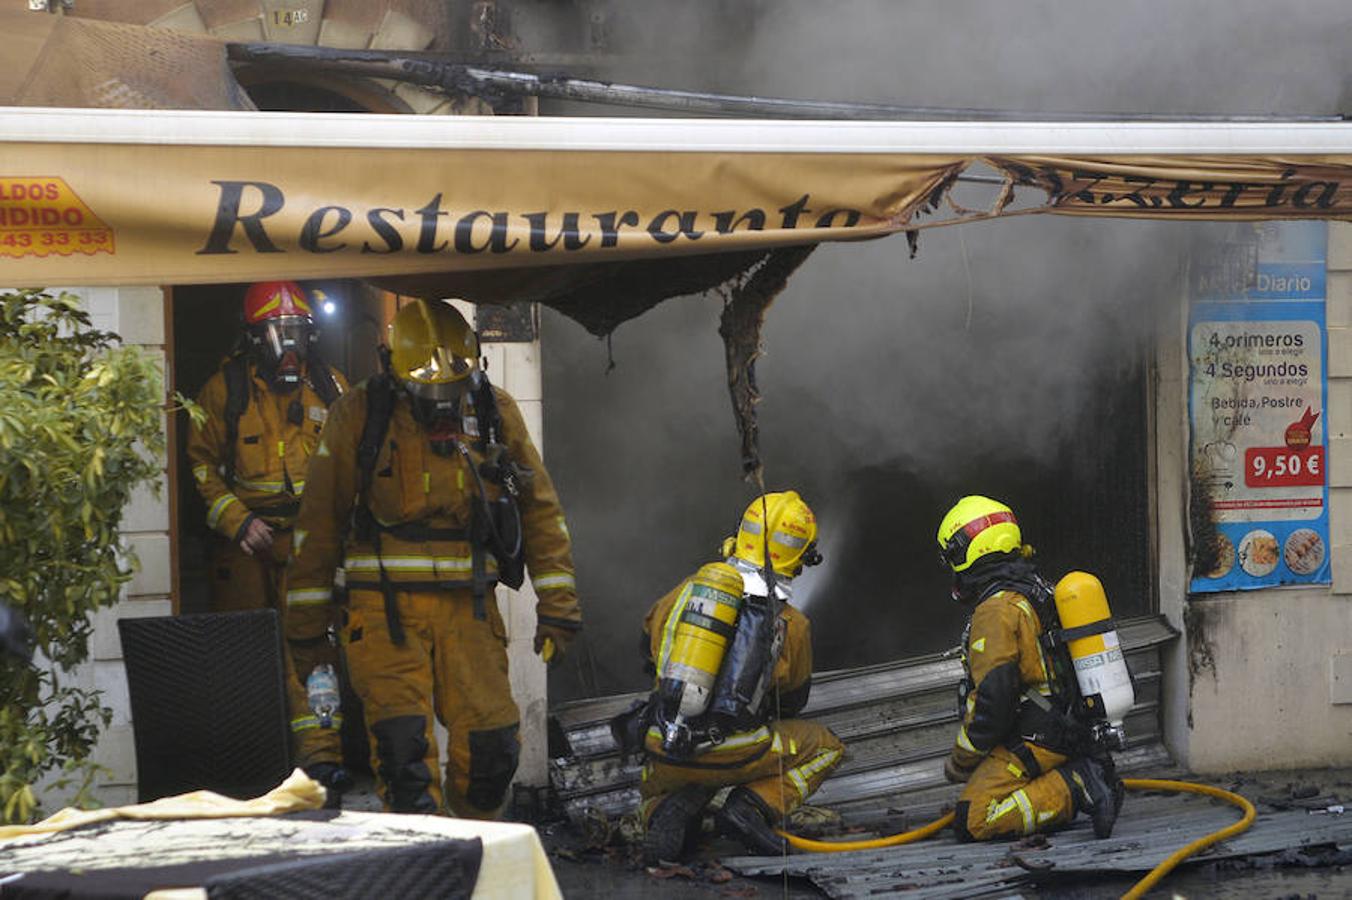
xmin=0 ymin=176 xmax=114 ymax=259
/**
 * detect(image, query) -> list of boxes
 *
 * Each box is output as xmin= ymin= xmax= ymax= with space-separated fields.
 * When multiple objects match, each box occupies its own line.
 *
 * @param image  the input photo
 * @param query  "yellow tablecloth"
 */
xmin=0 ymin=771 xmax=560 ymax=899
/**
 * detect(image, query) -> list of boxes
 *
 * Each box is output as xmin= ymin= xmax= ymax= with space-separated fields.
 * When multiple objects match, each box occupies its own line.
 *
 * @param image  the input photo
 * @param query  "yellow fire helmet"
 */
xmin=388 ymin=299 xmax=479 ymax=400
xmin=732 ymin=491 xmax=818 ymax=576
xmin=936 ymin=495 xmax=1022 ymax=573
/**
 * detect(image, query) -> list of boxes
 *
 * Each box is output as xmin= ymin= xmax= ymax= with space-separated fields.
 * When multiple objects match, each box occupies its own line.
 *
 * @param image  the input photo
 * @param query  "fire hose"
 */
xmin=777 ymin=777 xmax=1256 ymax=899
xmin=1117 ymin=778 xmax=1256 ymax=900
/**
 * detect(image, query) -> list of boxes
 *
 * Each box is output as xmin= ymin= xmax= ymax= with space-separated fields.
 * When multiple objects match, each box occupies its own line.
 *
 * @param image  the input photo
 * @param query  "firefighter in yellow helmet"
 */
xmin=629 ymin=491 xmax=844 ymax=863
xmin=285 ymin=299 xmax=580 ymax=817
xmin=186 ymin=281 xmax=350 ymax=799
xmin=936 ymin=496 xmax=1123 ymax=841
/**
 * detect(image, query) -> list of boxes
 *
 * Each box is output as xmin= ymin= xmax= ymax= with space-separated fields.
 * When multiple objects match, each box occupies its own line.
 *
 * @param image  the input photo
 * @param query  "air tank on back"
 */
xmin=655 ymin=561 xmax=745 ymax=754
xmin=1053 ymin=571 xmax=1135 ymax=749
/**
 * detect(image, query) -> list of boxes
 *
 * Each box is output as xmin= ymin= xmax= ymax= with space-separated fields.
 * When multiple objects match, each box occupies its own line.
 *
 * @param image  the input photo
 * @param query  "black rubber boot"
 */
xmin=1061 ymin=757 xmax=1123 ymax=839
xmin=305 ymin=762 xmax=354 ymax=810
xmin=715 ymin=787 xmax=788 ymax=857
xmin=642 ymin=785 xmax=713 ymax=866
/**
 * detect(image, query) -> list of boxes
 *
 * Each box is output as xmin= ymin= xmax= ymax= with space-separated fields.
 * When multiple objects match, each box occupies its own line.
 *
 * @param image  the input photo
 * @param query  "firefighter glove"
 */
xmin=534 ymin=623 xmax=576 ymax=665
xmin=944 ymin=754 xmax=975 ymax=784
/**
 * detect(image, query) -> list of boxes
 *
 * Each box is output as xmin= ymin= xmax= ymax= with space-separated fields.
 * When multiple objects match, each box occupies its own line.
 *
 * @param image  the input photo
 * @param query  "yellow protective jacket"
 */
xmin=950 ymin=589 xmax=1059 ymax=773
xmin=642 ymin=573 xmax=814 ymax=723
xmin=187 ymin=358 xmax=347 ymax=541
xmin=285 ymin=378 xmax=579 ymax=642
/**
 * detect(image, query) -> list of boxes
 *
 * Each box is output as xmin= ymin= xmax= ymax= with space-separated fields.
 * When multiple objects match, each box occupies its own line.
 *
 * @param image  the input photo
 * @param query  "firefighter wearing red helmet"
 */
xmin=186 ymin=281 xmax=350 ymax=799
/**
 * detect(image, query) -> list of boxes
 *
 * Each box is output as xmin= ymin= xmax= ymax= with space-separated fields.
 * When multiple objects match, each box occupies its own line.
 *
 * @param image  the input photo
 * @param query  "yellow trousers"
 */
xmin=343 ymin=587 xmax=520 ymax=818
xmin=210 ymin=533 xmax=342 ymax=768
xmin=956 ymin=743 xmax=1074 ymax=841
xmin=640 ymin=719 xmax=844 ymax=822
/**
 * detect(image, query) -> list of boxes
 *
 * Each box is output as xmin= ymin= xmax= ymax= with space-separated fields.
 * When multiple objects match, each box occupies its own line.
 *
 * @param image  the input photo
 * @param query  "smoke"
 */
xmin=789 ymin=499 xmax=855 ymax=617
xmin=538 ymin=0 xmax=1352 ymax=699
xmin=736 ymin=2 xmax=1347 ymax=116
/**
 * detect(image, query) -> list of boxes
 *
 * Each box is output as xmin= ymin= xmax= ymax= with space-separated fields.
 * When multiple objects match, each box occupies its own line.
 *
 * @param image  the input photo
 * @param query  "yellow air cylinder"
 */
xmin=1053 ymin=571 xmax=1135 ymax=730
xmin=662 ymin=561 xmax=745 ymax=719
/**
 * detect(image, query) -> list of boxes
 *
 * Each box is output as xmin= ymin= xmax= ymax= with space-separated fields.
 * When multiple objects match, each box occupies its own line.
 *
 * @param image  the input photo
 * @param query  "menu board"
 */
xmin=1188 ymin=221 xmax=1330 ymax=592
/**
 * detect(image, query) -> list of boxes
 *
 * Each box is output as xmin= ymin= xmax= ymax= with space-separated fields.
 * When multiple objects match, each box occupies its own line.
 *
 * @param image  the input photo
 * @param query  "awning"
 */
xmin=7 ymin=106 xmax=1350 ymax=478
xmin=4 ymin=107 xmax=1352 ymax=298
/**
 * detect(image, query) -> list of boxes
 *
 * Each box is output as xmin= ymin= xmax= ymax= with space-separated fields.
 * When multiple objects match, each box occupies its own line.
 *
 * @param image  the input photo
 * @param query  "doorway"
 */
xmin=171 ymin=280 xmax=389 ymax=614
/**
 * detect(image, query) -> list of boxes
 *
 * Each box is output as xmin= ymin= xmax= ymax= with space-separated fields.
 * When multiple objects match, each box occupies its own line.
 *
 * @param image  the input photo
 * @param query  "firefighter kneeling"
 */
xmin=937 ymin=496 xmax=1130 ymax=842
xmin=627 ymin=492 xmax=844 ymax=864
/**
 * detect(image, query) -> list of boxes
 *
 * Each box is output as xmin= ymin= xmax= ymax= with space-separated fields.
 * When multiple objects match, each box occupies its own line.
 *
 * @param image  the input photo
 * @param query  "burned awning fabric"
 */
xmin=0 ymin=10 xmax=252 ymax=111
xmin=989 ymin=154 xmax=1352 ymax=221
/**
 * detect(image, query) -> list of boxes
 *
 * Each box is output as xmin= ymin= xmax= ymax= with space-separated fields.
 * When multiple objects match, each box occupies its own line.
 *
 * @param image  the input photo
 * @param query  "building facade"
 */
xmin=1158 ymin=220 xmax=1352 ymax=771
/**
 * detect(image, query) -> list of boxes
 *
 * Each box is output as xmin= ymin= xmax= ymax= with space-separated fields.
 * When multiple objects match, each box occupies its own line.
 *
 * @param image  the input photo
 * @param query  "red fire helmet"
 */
xmin=243 ymin=281 xmax=313 ymax=324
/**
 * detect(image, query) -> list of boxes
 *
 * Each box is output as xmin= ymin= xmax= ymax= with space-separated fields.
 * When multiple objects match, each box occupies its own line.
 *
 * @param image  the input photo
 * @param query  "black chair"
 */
xmin=118 ymin=609 xmax=290 ymax=802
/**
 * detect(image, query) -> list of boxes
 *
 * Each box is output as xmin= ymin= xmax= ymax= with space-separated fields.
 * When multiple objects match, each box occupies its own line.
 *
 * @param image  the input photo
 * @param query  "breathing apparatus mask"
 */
xmin=248 ymin=315 xmax=315 ymax=391
xmin=404 ymin=369 xmax=474 ymax=455
xmin=241 ymin=282 xmax=318 ymax=392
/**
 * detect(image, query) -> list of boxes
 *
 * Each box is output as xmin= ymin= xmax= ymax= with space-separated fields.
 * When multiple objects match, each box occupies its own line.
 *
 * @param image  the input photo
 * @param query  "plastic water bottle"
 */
xmin=306 ymin=664 xmax=341 ymax=729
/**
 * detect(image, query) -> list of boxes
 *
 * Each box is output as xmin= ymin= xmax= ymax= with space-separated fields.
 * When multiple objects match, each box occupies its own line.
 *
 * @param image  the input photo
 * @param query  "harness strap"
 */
xmin=370 ymin=526 xmax=405 ymax=645
xmin=1022 ymin=686 xmax=1086 ymax=751
xmin=353 ymin=508 xmax=469 ymax=543
xmin=357 ymin=377 xmax=403 ymax=644
xmin=1022 ymin=687 xmax=1054 ymax=713
xmin=383 ymin=522 xmax=469 ymax=542
xmin=288 ymin=632 xmax=330 ymax=648
xmin=222 ymin=355 xmax=250 ymax=487
xmin=470 ymin=514 xmax=489 ymax=622
xmin=308 ymin=355 xmax=341 ymax=406
xmin=1006 ymin=740 xmax=1044 ymax=778
xmin=648 ymin=740 xmax=773 ymax=771
xmin=457 ymin=438 xmax=498 ymax=623
xmin=250 ymin=499 xmax=301 ymax=520
xmin=1057 ymin=619 xmax=1115 ymax=644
